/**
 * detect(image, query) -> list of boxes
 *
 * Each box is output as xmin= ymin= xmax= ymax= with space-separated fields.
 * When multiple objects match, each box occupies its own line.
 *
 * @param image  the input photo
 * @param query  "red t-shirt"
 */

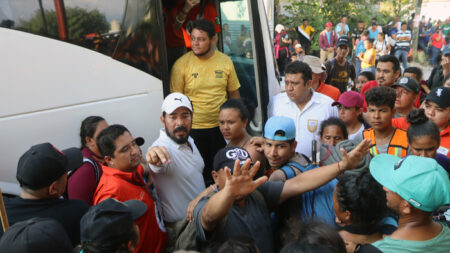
xmin=94 ymin=165 xmax=168 ymax=253
xmin=317 ymin=83 xmax=341 ymax=101
xmin=392 ymin=117 xmax=410 ymax=131
xmin=361 ymin=80 xmax=379 ymax=112
xmin=431 ymin=33 xmax=446 ymax=49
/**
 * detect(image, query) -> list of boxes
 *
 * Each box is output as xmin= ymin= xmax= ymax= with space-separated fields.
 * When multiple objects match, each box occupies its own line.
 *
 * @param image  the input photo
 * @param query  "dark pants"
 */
xmin=190 ymin=127 xmax=226 ymax=186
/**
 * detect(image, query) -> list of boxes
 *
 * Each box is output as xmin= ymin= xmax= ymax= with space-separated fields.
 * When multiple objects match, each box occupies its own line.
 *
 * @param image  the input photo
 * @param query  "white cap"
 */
xmin=161 ymin=92 xmax=192 ymax=114
xmin=302 ymin=55 xmax=326 ymax=74
xmin=295 ymin=43 xmax=302 ymax=48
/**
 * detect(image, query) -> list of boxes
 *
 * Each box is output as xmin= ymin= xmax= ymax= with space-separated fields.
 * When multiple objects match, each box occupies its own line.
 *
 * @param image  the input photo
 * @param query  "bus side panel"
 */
xmin=0 ymin=28 xmax=163 ymax=195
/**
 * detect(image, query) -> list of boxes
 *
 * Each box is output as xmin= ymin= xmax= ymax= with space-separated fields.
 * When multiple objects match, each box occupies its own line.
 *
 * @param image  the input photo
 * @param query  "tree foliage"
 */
xmin=18 ymin=7 xmax=109 ymax=41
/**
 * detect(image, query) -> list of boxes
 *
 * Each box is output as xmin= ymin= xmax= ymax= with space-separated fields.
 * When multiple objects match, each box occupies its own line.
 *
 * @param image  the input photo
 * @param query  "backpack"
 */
xmin=174 ymin=190 xmax=266 ymax=252
xmin=63 ymin=157 xmax=101 ymax=199
xmin=325 ymin=58 xmax=354 ymax=85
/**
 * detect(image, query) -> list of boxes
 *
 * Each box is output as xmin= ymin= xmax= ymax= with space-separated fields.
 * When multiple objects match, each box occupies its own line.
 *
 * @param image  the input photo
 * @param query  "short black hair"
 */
xmin=281 ymin=241 xmax=334 ymax=253
xmin=336 ymin=170 xmax=388 ymax=230
xmin=220 ymin=98 xmax=255 ymax=123
xmin=341 ymin=15 xmax=347 ymax=18
xmin=217 ymin=236 xmax=259 ymax=253
xmin=377 ymin=55 xmax=400 ymax=73
xmin=404 ymin=67 xmax=423 ymax=81
xmin=401 ymin=22 xmax=407 ymax=26
xmin=192 ymin=19 xmax=216 ymax=39
xmin=407 ymin=109 xmax=440 ymax=145
xmin=358 ymin=20 xmax=364 ymax=23
xmin=366 ymin=38 xmax=374 ymax=44
xmin=80 ymin=116 xmax=105 ymax=148
xmin=319 ymin=117 xmax=348 ymax=140
xmin=97 ymin=124 xmax=129 ymax=158
xmin=359 ymin=71 xmax=375 ymax=81
xmin=365 ymin=86 xmax=397 ymax=109
xmin=303 ymin=18 xmax=308 ymax=22
xmin=284 ymin=61 xmax=312 ymax=83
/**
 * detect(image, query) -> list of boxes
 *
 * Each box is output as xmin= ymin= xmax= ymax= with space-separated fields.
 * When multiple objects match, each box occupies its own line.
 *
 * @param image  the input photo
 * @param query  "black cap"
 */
xmin=0 ymin=218 xmax=73 ymax=253
xmin=16 ymin=143 xmax=83 ymax=189
xmin=337 ymin=36 xmax=350 ymax=47
xmin=426 ymin=87 xmax=450 ymax=108
xmin=134 ymin=137 xmax=145 ymax=146
xmin=213 ymin=146 xmax=252 ymax=172
xmin=80 ymin=198 xmax=147 ymax=246
xmin=392 ymin=76 xmax=420 ymax=93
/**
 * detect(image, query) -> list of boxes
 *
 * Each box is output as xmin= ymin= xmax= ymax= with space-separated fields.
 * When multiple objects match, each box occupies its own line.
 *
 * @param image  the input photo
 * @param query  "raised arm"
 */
xmin=200 ymin=160 xmax=267 ymax=231
xmin=279 ymin=139 xmax=371 ymax=203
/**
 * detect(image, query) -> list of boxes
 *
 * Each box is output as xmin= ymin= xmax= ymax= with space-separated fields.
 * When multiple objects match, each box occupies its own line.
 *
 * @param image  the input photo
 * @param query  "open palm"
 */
xmin=224 ymin=159 xmax=268 ymax=200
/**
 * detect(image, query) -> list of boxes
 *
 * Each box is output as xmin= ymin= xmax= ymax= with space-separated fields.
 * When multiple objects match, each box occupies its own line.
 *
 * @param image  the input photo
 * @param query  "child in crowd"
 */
xmin=363 ymin=86 xmax=409 ymax=157
xmin=423 ymin=87 xmax=450 ymax=158
xmin=319 ymin=117 xmax=348 ymax=146
xmin=332 ymin=91 xmax=368 ymax=143
xmin=359 ymin=38 xmax=376 ymax=74
xmin=407 ymin=109 xmax=450 ymax=172
xmin=356 ymin=71 xmax=375 ymax=92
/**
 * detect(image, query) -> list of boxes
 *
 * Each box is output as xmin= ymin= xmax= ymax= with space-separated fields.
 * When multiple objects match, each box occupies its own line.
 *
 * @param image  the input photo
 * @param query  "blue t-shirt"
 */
xmin=369 ymin=29 xmax=379 ymax=40
xmin=355 ymin=40 xmax=366 ymax=56
xmin=326 ymin=31 xmax=331 ymax=45
xmin=336 ymin=23 xmax=350 ymax=38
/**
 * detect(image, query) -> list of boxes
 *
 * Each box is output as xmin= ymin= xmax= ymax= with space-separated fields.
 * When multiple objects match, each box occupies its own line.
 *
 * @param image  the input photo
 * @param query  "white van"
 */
xmin=0 ymin=0 xmax=280 ymax=195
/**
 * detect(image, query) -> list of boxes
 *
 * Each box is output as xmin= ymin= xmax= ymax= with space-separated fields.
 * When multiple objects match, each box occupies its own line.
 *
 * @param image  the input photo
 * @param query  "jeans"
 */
xmin=354 ymin=59 xmax=362 ymax=77
xmin=395 ymin=49 xmax=408 ymax=69
xmin=430 ymin=46 xmax=441 ymax=66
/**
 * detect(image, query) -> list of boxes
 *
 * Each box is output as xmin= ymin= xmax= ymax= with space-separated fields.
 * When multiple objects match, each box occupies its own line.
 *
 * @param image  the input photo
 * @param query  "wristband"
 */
xmin=175 ymin=15 xmax=185 ymax=24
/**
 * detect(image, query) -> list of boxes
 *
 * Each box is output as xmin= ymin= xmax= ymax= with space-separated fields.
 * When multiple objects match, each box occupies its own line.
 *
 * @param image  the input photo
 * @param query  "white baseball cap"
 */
xmin=161 ymin=92 xmax=192 ymax=114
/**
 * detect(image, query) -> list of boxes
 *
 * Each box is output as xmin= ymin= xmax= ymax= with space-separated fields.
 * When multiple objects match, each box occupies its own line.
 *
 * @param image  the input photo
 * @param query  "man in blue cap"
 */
xmin=370 ymin=154 xmax=450 ymax=252
xmin=193 ymin=116 xmax=371 ymax=253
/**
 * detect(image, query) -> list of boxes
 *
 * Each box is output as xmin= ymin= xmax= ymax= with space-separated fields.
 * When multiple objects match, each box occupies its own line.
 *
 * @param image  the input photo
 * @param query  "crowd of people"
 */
xmin=1 ymin=17 xmax=450 ymax=253
xmin=274 ymin=15 xmax=450 ymax=88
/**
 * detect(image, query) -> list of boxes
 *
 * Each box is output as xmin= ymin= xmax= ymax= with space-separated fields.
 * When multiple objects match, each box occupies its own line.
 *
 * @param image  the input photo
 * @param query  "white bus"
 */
xmin=0 ymin=0 xmax=280 ymax=195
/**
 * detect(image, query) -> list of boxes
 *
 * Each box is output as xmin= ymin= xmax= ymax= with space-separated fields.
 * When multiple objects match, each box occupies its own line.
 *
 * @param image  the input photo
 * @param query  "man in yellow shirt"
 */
xmin=297 ymin=18 xmax=316 ymax=55
xmin=170 ymin=19 xmax=240 ymax=185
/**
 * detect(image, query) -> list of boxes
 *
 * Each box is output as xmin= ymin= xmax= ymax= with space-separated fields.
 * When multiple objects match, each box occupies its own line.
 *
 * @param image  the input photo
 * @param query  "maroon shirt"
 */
xmin=67 ymin=147 xmax=103 ymax=206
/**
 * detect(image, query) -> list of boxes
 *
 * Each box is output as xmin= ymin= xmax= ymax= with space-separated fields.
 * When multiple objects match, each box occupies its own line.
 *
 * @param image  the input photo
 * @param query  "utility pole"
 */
xmin=412 ymin=0 xmax=422 ymax=61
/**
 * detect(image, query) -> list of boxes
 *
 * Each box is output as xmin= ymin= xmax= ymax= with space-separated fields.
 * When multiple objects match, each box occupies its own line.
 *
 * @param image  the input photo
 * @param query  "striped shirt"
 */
xmin=396 ymin=29 xmax=412 ymax=49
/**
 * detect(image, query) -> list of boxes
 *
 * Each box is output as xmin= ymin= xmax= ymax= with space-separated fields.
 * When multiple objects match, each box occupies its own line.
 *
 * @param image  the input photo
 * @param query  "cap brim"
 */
xmin=135 ymin=137 xmax=145 ymax=146
xmin=392 ymin=83 xmax=416 ymax=93
xmin=331 ymin=101 xmax=341 ymax=107
xmin=369 ymin=154 xmax=400 ymax=192
xmin=62 ymin=147 xmax=83 ymax=172
xmin=123 ymin=199 xmax=147 ymax=220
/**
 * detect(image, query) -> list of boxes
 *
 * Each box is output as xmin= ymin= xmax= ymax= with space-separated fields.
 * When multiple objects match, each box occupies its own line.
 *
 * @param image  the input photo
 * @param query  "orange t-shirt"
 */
xmin=317 ymin=83 xmax=341 ymax=101
xmin=392 ymin=117 xmax=410 ymax=131
xmin=94 ymin=165 xmax=168 ymax=253
xmin=164 ymin=1 xmax=221 ymax=48
xmin=438 ymin=125 xmax=450 ymax=158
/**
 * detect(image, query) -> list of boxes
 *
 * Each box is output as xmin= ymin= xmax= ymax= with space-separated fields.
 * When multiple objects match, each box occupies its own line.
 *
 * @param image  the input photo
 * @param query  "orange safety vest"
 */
xmin=363 ymin=128 xmax=409 ymax=158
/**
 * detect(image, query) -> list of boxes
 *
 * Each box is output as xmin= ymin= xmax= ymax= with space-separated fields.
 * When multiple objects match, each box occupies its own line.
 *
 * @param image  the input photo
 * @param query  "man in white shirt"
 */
xmin=145 ymin=92 xmax=205 ymax=245
xmin=268 ymin=61 xmax=338 ymax=158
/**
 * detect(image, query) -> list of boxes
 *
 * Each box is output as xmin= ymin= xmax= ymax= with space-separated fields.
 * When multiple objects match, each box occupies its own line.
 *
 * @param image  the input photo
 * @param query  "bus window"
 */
xmin=219 ymin=0 xmax=257 ymax=107
xmin=0 ymin=0 xmax=165 ymax=80
xmin=162 ymin=0 xmax=221 ymax=73
xmin=1 ymin=0 xmax=124 ymax=57
xmin=113 ymin=0 xmax=165 ymax=79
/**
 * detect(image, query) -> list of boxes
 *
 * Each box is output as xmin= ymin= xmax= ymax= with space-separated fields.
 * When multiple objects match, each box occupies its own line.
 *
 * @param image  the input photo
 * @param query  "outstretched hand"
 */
xmin=248 ymin=136 xmax=265 ymax=153
xmin=223 ymin=159 xmax=267 ymax=200
xmin=340 ymin=139 xmax=371 ymax=170
xmin=146 ymin=146 xmax=171 ymax=166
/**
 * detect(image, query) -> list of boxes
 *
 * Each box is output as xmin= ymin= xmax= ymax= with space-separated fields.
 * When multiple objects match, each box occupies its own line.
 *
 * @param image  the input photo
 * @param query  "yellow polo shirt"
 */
xmin=170 ymin=51 xmax=240 ymax=129
xmin=300 ymin=25 xmax=315 ymax=37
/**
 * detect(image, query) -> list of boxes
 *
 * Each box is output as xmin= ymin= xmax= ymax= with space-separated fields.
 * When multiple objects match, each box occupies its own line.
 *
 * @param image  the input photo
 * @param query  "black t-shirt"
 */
xmin=325 ymin=59 xmax=356 ymax=93
xmin=2 ymin=196 xmax=89 ymax=245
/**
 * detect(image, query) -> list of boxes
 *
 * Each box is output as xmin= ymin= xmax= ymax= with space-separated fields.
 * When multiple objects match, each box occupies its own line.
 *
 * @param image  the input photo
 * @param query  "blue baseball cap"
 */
xmin=370 ymin=154 xmax=450 ymax=212
xmin=264 ymin=116 xmax=296 ymax=141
